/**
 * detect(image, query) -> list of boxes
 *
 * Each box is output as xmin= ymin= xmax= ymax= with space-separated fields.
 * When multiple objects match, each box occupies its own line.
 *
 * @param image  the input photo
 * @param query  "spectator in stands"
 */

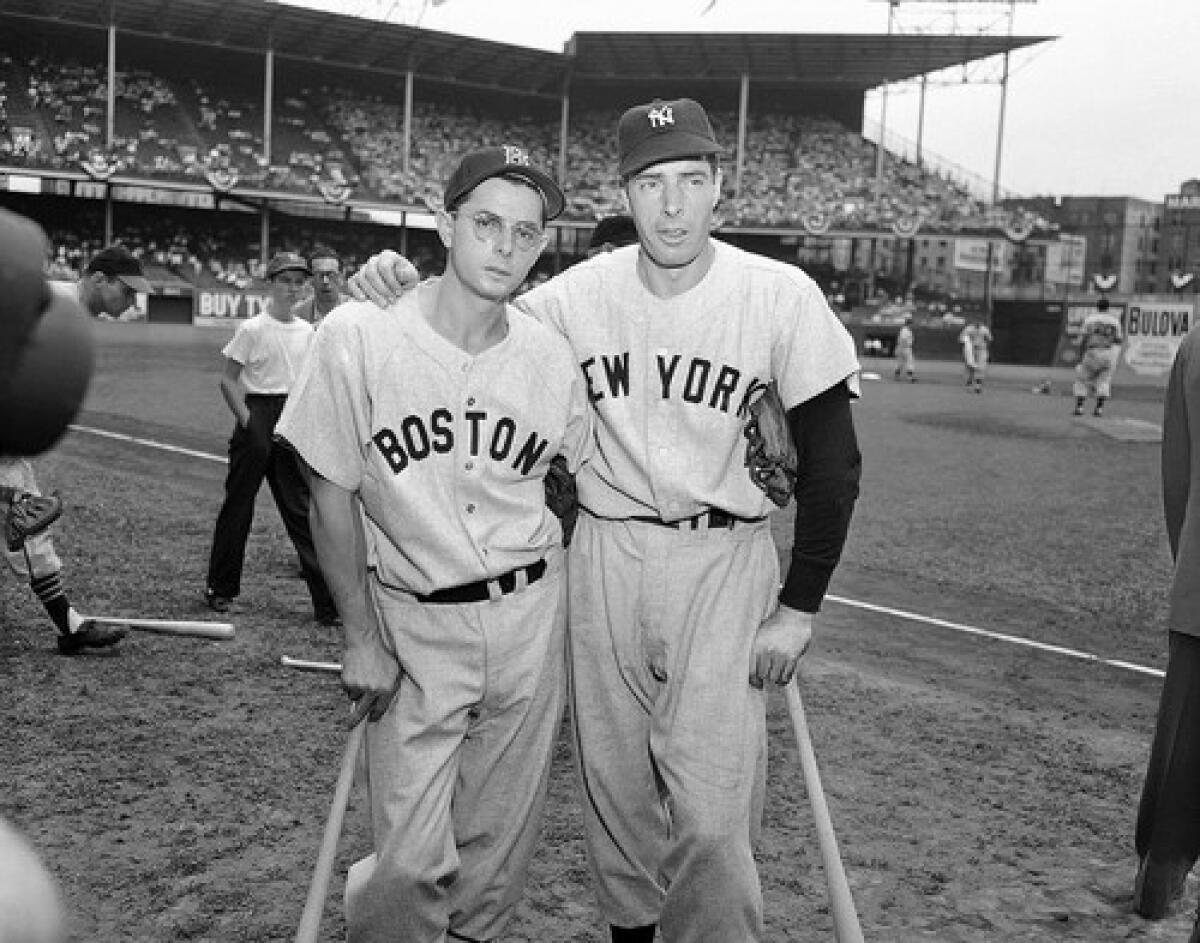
xmin=291 ymin=245 xmax=347 ymax=324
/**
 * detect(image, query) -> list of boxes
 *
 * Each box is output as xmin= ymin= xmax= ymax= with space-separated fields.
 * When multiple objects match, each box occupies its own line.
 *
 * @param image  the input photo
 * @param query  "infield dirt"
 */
xmin=2 ymin=325 xmax=1190 ymax=941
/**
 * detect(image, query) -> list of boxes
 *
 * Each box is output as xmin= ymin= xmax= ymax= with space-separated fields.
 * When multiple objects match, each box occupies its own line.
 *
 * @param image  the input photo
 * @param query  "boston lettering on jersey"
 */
xmin=372 ymin=409 xmax=550 ymax=475
xmin=580 ymin=351 xmax=769 ymax=417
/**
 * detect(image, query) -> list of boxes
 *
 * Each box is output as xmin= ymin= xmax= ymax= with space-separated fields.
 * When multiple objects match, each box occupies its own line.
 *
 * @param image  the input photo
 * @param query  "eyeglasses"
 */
xmin=453 ymin=210 xmax=547 ymax=254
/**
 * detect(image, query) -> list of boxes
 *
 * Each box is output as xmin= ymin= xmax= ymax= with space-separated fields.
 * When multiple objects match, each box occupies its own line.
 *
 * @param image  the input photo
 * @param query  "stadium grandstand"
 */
xmin=0 ymin=0 xmax=1055 ymax=307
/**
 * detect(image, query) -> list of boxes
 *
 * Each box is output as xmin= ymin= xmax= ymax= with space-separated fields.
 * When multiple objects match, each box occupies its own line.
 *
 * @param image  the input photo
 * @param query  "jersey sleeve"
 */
xmin=221 ymin=319 xmax=255 ymax=365
xmin=560 ymin=362 xmax=595 ymax=474
xmin=275 ymin=311 xmax=372 ymax=493
xmin=772 ymin=272 xmax=861 ymax=409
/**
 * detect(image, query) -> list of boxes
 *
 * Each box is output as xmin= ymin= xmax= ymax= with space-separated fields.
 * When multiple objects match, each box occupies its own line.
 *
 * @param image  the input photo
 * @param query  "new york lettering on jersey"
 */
xmin=580 ymin=348 xmax=771 ymax=420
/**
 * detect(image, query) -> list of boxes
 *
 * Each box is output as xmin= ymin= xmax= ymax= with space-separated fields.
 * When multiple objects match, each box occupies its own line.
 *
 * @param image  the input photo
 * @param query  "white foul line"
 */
xmin=70 ymin=424 xmax=226 ymax=464
xmin=68 ymin=422 xmax=1164 ymax=680
xmin=825 ymin=594 xmax=1165 ymax=679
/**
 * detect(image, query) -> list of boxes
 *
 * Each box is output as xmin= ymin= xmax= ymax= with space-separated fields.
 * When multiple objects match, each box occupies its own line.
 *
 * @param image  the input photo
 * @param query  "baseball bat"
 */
xmin=281 ymin=655 xmax=342 ymax=675
xmin=83 ymin=616 xmax=235 ymax=640
xmin=294 ymin=717 xmax=366 ymax=943
xmin=785 ymin=680 xmax=865 ymax=943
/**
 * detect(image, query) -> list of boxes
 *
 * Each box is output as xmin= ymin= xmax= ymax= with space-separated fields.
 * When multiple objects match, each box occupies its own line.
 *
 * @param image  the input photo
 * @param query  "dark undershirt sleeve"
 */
xmin=778 ymin=380 xmax=862 ymax=613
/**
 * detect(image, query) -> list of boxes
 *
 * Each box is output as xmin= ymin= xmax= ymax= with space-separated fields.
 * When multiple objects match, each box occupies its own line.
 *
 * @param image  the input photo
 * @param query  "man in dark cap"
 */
xmin=79 ymin=244 xmax=151 ymax=320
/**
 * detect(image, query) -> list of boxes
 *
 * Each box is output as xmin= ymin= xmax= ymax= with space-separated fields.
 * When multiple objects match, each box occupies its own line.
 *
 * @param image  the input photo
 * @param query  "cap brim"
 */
xmin=269 ymin=265 xmax=310 ymax=279
xmin=453 ymin=165 xmax=566 ymax=221
xmin=620 ymin=135 xmax=723 ymax=178
xmin=119 ymin=274 xmax=152 ymax=293
xmin=510 ymin=167 xmax=566 ymax=221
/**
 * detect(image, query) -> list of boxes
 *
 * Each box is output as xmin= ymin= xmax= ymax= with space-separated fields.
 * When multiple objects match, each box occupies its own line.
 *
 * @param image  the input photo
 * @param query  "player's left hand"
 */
xmin=749 ymin=605 xmax=813 ymax=688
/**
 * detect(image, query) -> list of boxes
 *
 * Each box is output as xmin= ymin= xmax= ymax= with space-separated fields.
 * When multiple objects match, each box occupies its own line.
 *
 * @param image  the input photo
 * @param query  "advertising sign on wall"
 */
xmin=193 ymin=290 xmax=273 ymax=327
xmin=1121 ymin=302 xmax=1194 ymax=377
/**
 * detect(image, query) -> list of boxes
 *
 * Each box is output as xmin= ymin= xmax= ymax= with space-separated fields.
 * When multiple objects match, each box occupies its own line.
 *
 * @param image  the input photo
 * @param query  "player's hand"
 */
xmin=342 ymin=634 xmax=402 ymax=725
xmin=749 ymin=605 xmax=813 ymax=688
xmin=347 ymin=250 xmax=420 ymax=306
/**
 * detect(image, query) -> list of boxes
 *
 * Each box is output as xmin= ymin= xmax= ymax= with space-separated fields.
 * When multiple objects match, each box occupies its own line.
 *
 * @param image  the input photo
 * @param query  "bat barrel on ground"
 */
xmin=293 ymin=718 xmax=366 ymax=943
xmin=83 ymin=616 xmax=234 ymax=640
xmin=280 ymin=655 xmax=342 ymax=675
xmin=785 ymin=680 xmax=866 ymax=943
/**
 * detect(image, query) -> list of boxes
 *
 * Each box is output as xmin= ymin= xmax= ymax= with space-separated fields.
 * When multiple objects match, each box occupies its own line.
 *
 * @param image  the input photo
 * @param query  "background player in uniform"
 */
xmin=958 ymin=318 xmax=993 ymax=393
xmin=1072 ymin=297 xmax=1123 ymax=417
xmin=290 ymin=246 xmax=347 ymax=325
xmin=894 ymin=314 xmax=917 ymax=382
xmin=350 ymin=96 xmax=863 ymax=943
xmin=276 ymin=145 xmax=592 ymax=943
xmin=2 ymin=244 xmax=149 ymax=655
xmin=202 ymin=251 xmax=339 ymax=626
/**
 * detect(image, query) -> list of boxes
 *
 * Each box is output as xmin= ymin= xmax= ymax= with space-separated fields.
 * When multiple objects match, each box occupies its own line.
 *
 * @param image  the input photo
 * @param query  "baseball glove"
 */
xmin=744 ymin=382 xmax=798 ymax=508
xmin=544 ymin=454 xmax=579 ymax=547
xmin=2 ymin=487 xmax=63 ymax=552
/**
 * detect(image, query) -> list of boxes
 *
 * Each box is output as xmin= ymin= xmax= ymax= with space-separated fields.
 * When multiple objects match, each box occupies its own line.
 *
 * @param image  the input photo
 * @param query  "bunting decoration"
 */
xmin=891 ymin=214 xmax=921 ymax=238
xmin=319 ymin=180 xmax=353 ymax=205
xmin=1002 ymin=209 xmax=1036 ymax=243
xmin=801 ymin=210 xmax=832 ymax=236
xmin=205 ymin=166 xmax=239 ymax=192
xmin=79 ymin=149 xmax=118 ymax=181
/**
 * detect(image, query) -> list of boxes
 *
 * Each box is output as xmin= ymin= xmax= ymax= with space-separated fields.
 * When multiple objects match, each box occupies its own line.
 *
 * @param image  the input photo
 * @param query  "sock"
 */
xmin=30 ymin=571 xmax=76 ymax=635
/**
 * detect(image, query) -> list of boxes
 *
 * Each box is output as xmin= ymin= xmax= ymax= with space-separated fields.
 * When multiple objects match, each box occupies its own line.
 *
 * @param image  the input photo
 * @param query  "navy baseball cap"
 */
xmin=444 ymin=146 xmax=566 ymax=221
xmin=265 ymin=251 xmax=311 ymax=279
xmin=618 ymin=97 xmax=723 ymax=179
xmin=85 ymin=245 xmax=151 ymax=293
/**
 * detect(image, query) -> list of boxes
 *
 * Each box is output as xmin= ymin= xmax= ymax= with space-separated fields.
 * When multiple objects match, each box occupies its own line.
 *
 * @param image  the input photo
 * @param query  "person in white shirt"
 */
xmin=202 ymin=251 xmax=339 ymax=626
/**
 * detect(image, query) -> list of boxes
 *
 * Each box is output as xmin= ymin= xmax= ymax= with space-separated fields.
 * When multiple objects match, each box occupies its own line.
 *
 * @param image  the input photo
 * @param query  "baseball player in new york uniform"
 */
xmin=351 ymin=97 xmax=863 ymax=943
xmin=1073 ymin=298 xmax=1124 ymax=417
xmin=277 ymin=146 xmax=592 ymax=943
xmin=958 ymin=319 xmax=993 ymax=392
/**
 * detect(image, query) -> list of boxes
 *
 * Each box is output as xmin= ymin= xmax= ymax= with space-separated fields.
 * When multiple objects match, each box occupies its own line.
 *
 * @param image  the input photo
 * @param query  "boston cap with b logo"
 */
xmin=618 ymin=97 xmax=723 ymax=179
xmin=84 ymin=245 xmax=151 ymax=293
xmin=444 ymin=145 xmax=566 ymax=221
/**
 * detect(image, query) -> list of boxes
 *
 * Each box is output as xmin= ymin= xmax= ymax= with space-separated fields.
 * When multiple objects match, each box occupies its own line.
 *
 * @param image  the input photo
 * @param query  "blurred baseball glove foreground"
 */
xmin=744 ymin=382 xmax=798 ymax=508
xmin=3 ymin=488 xmax=63 ymax=551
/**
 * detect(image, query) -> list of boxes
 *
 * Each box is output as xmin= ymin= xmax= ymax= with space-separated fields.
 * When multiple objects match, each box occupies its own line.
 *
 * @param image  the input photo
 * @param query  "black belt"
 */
xmin=628 ymin=510 xmax=767 ymax=530
xmin=245 ymin=393 xmax=288 ymax=401
xmin=415 ymin=559 xmax=547 ymax=605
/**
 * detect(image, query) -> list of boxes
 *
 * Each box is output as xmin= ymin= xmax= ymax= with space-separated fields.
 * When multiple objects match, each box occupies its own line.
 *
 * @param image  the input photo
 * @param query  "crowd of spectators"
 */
xmin=1 ymin=45 xmax=1033 ymax=236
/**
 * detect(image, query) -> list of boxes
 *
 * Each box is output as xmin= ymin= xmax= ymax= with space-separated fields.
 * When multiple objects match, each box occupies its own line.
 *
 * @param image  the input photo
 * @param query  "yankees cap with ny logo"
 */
xmin=617 ymin=97 xmax=723 ymax=178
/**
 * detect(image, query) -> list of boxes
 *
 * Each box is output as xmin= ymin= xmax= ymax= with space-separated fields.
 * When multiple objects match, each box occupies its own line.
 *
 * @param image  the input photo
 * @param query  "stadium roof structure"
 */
xmin=0 ymin=0 xmax=1051 ymax=96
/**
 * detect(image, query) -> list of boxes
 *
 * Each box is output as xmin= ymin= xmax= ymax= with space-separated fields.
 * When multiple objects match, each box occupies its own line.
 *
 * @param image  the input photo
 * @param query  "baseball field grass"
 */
xmin=1 ymin=322 xmax=1188 ymax=941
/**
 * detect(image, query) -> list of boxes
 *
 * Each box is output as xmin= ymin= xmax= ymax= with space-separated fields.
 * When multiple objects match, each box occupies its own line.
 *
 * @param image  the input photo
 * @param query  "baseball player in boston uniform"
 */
xmin=277 ymin=146 xmax=592 ymax=943
xmin=351 ymin=97 xmax=863 ymax=943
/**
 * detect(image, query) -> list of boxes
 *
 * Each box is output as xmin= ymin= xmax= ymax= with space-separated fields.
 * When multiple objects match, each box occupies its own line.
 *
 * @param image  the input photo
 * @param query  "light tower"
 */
xmin=870 ymin=0 xmax=1040 ymax=312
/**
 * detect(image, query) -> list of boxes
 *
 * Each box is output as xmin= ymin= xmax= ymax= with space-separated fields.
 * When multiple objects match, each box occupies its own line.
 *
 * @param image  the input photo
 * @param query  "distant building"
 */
xmin=1051 ymin=195 xmax=1162 ymax=296
xmin=1157 ymin=179 xmax=1200 ymax=295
